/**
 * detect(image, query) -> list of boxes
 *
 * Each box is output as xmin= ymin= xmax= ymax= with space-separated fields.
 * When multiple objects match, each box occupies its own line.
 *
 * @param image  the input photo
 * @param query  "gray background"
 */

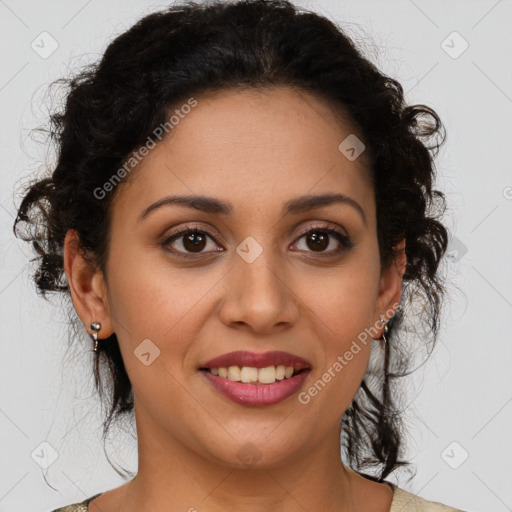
xmin=1 ymin=1 xmax=511 ymax=511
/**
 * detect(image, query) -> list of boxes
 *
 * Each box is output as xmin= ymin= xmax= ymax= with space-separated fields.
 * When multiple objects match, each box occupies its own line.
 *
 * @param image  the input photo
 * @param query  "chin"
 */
xmin=201 ymin=434 xmax=308 ymax=470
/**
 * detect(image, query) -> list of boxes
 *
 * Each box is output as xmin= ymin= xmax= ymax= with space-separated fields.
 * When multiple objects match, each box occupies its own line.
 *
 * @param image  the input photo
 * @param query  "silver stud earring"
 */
xmin=90 ymin=322 xmax=101 ymax=352
xmin=379 ymin=315 xmax=389 ymax=344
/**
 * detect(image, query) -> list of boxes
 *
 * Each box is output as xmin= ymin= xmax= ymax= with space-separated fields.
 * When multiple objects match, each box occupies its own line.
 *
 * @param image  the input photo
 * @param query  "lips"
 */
xmin=199 ymin=350 xmax=311 ymax=371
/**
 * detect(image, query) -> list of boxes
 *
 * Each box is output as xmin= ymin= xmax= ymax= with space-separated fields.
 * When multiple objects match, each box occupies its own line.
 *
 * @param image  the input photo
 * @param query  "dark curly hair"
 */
xmin=13 ymin=0 xmax=448 ymax=483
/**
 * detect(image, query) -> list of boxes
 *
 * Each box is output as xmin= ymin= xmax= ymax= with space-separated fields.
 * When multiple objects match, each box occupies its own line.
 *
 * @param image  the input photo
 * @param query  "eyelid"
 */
xmin=162 ymin=222 xmax=226 ymax=245
xmin=294 ymin=221 xmax=349 ymax=239
xmin=162 ymin=220 xmax=347 ymax=241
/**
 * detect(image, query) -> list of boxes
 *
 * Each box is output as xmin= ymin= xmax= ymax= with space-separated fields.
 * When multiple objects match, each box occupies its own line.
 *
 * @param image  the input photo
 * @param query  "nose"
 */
xmin=218 ymin=248 xmax=300 ymax=334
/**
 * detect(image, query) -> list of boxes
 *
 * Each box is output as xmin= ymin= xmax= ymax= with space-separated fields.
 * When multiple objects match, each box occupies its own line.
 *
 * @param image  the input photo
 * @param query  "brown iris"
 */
xmin=306 ymin=232 xmax=329 ymax=252
xmin=183 ymin=232 xmax=207 ymax=252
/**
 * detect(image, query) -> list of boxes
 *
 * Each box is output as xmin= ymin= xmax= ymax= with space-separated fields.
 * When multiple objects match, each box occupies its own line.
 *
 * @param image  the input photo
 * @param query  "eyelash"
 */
xmin=161 ymin=224 xmax=355 ymax=260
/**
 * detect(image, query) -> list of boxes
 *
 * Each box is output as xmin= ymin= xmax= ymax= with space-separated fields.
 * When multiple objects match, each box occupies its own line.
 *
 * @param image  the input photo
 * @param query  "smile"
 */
xmin=198 ymin=350 xmax=312 ymax=406
xmin=200 ymin=368 xmax=311 ymax=406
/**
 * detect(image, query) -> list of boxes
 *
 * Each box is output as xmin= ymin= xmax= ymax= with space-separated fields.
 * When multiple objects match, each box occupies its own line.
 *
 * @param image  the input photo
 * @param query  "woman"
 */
xmin=14 ymin=1 xmax=468 ymax=510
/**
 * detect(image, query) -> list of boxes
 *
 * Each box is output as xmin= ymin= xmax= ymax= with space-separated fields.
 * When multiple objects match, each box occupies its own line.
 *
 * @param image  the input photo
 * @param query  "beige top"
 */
xmin=49 ymin=483 xmax=467 ymax=511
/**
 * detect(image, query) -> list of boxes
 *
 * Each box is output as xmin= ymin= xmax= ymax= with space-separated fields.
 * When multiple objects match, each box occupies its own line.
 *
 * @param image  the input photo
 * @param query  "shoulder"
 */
xmin=47 ymin=492 xmax=102 ymax=512
xmin=47 ymin=504 xmax=87 ymax=512
xmin=390 ymin=485 xmax=467 ymax=512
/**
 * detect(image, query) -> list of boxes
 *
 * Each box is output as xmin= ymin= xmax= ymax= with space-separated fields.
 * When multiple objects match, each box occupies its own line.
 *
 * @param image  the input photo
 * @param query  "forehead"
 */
xmin=112 ymin=86 xmax=374 ymax=220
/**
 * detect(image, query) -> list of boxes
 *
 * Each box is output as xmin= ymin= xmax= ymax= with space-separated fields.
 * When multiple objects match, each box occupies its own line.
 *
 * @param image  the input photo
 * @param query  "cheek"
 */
xmin=299 ymin=258 xmax=379 ymax=339
xmin=296 ymin=263 xmax=378 ymax=411
xmin=105 ymin=248 xmax=222 ymax=382
xmin=105 ymin=262 xmax=204 ymax=415
xmin=106 ymin=241 xmax=206 ymax=336
xmin=302 ymin=306 xmax=373 ymax=419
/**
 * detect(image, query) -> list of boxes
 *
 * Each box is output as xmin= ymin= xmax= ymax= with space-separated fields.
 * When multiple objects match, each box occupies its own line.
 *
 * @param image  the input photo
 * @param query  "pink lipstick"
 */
xmin=198 ymin=350 xmax=311 ymax=407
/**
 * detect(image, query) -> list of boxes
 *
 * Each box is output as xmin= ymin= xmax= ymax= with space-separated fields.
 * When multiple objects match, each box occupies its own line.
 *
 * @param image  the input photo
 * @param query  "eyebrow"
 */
xmin=139 ymin=192 xmax=367 ymax=225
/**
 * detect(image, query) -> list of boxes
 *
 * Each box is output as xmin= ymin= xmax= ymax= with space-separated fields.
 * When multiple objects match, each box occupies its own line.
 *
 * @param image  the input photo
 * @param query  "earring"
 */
xmin=90 ymin=322 xmax=101 ymax=352
xmin=379 ymin=314 xmax=389 ymax=344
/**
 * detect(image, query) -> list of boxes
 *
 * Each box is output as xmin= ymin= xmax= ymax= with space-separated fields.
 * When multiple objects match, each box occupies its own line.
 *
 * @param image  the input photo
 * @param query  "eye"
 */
xmin=291 ymin=225 xmax=355 ymax=256
xmin=162 ymin=227 xmax=223 ymax=258
xmin=161 ymin=223 xmax=355 ymax=259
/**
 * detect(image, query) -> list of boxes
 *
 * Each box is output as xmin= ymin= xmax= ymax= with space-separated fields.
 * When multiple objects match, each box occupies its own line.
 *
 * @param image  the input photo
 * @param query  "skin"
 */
xmin=64 ymin=86 xmax=406 ymax=512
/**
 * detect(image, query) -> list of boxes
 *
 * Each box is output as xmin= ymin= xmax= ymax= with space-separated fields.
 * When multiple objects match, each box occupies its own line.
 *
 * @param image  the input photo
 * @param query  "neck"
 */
xmin=119 ymin=404 xmax=363 ymax=512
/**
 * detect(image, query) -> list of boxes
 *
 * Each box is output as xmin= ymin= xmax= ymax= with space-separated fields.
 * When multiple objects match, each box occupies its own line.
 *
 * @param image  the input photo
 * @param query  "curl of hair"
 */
xmin=14 ymin=0 xmax=448 ymax=482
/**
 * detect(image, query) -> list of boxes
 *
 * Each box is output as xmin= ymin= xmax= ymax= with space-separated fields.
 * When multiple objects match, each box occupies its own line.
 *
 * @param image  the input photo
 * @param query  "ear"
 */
xmin=373 ymin=238 xmax=406 ymax=335
xmin=63 ymin=229 xmax=114 ymax=340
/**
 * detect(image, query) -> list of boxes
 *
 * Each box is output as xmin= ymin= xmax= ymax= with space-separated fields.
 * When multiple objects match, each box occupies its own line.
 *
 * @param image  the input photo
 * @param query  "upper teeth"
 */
xmin=209 ymin=365 xmax=296 ymax=384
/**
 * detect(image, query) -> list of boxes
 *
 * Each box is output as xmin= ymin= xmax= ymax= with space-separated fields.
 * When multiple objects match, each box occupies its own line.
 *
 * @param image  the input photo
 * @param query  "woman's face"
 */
xmin=69 ymin=86 xmax=404 ymax=469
